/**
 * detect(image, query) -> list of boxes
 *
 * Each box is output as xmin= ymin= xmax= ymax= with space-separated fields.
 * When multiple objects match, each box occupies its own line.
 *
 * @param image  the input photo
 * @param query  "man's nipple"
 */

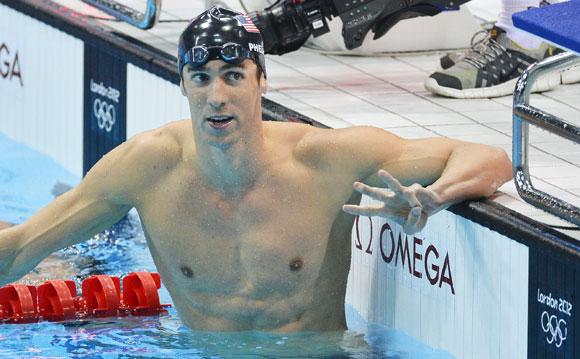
xmin=180 ymin=265 xmax=194 ymax=278
xmin=289 ymin=257 xmax=304 ymax=272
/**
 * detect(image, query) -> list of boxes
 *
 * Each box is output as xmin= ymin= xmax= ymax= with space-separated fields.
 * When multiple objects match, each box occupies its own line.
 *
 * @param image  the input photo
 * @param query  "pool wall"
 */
xmin=347 ymin=199 xmax=529 ymax=358
xmin=1 ymin=1 xmax=578 ymax=358
xmin=0 ymin=3 xmax=83 ymax=176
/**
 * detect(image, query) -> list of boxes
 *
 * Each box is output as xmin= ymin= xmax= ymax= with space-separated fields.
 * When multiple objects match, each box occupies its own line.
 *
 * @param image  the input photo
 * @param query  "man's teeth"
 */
xmin=208 ymin=116 xmax=232 ymax=122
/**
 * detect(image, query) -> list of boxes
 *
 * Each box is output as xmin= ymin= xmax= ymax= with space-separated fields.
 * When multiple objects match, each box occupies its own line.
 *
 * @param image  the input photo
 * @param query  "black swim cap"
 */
xmin=178 ymin=6 xmax=266 ymax=78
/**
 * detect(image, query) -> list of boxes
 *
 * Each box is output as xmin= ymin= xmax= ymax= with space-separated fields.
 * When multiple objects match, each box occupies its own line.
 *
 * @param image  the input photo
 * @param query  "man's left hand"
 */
xmin=342 ymin=170 xmax=443 ymax=234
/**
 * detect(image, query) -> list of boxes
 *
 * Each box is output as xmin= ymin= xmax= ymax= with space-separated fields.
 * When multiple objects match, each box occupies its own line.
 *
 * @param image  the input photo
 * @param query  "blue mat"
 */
xmin=512 ymin=0 xmax=580 ymax=55
xmin=0 ymin=132 xmax=80 ymax=224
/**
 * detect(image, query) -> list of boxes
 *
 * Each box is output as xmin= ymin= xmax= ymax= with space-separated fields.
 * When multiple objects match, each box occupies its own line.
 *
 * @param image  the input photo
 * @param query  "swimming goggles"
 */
xmin=179 ymin=42 xmax=264 ymax=76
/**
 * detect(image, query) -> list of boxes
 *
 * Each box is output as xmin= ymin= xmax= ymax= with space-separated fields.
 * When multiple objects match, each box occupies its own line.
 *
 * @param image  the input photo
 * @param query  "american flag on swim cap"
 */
xmin=236 ymin=14 xmax=260 ymax=33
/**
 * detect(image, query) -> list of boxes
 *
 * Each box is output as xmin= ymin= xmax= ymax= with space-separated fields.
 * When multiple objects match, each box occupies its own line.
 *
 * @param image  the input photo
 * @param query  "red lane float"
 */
xmin=0 ymin=284 xmax=39 ymax=323
xmin=0 ymin=272 xmax=170 ymax=324
xmin=123 ymin=272 xmax=163 ymax=316
xmin=82 ymin=275 xmax=122 ymax=317
xmin=38 ymin=280 xmax=77 ymax=321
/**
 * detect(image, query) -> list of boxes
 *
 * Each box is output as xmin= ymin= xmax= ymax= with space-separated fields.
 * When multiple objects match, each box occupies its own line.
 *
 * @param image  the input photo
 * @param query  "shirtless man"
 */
xmin=0 ymin=7 xmax=512 ymax=332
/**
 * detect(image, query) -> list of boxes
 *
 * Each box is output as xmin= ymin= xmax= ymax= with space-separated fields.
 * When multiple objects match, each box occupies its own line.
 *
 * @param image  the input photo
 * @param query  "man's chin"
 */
xmin=197 ymin=124 xmax=243 ymax=151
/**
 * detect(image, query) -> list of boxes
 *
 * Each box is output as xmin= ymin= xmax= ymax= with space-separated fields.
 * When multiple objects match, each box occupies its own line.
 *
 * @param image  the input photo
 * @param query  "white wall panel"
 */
xmin=126 ymin=64 xmax=190 ymax=137
xmin=346 ymin=195 xmax=529 ymax=358
xmin=0 ymin=4 xmax=84 ymax=176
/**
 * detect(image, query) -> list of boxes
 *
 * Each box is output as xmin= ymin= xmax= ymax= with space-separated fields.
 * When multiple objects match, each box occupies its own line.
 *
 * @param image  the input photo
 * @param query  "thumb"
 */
xmin=403 ymin=206 xmax=424 ymax=234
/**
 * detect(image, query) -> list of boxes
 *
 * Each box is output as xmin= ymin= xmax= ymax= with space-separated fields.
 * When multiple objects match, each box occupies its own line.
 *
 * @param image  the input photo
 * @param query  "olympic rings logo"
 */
xmin=541 ymin=311 xmax=567 ymax=348
xmin=93 ymin=98 xmax=116 ymax=132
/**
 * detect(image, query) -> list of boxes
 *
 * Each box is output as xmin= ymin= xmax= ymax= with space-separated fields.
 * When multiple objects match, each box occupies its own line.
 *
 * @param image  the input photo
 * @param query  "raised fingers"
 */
xmin=401 ymin=188 xmax=421 ymax=209
xmin=352 ymin=181 xmax=394 ymax=202
xmin=378 ymin=170 xmax=403 ymax=194
xmin=342 ymin=204 xmax=385 ymax=217
xmin=379 ymin=170 xmax=423 ymax=208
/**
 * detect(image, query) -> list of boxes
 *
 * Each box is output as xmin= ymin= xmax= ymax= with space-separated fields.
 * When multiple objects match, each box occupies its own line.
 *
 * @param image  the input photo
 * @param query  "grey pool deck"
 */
xmin=55 ymin=0 xmax=580 ymax=238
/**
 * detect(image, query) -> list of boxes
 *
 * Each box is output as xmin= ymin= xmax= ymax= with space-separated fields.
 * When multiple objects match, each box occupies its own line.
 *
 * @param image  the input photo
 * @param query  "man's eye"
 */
xmin=191 ymin=73 xmax=209 ymax=83
xmin=226 ymin=72 xmax=244 ymax=82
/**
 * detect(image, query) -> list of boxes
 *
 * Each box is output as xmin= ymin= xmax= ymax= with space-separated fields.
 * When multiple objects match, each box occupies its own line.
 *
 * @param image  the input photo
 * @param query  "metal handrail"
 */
xmin=513 ymin=51 xmax=580 ymax=226
xmin=81 ymin=0 xmax=161 ymax=30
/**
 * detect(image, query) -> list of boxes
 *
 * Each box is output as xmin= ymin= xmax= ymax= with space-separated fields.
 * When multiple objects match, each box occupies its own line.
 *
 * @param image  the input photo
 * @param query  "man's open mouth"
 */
xmin=206 ymin=115 xmax=234 ymax=129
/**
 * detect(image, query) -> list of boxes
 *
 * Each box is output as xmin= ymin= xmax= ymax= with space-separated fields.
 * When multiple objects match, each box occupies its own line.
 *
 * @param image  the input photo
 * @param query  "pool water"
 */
xmin=0 ymin=133 xmax=454 ymax=358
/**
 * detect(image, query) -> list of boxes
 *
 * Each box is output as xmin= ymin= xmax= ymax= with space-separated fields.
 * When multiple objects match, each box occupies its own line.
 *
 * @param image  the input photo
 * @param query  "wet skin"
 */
xmin=0 ymin=59 xmax=512 ymax=332
xmin=152 ymin=61 xmax=357 ymax=330
xmin=136 ymin=119 xmax=358 ymax=331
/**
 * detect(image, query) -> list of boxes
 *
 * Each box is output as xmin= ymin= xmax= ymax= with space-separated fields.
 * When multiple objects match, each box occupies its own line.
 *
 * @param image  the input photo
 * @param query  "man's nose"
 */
xmin=207 ymin=79 xmax=226 ymax=111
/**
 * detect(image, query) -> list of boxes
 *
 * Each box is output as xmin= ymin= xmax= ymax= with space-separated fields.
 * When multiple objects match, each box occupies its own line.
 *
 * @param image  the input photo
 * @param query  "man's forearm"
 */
xmin=427 ymin=144 xmax=512 ymax=210
xmin=0 ymin=225 xmax=26 ymax=286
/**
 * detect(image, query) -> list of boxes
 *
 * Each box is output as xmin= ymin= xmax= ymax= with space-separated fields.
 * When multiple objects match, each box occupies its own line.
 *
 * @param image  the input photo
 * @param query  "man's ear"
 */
xmin=180 ymin=78 xmax=186 ymax=96
xmin=259 ymin=75 xmax=268 ymax=95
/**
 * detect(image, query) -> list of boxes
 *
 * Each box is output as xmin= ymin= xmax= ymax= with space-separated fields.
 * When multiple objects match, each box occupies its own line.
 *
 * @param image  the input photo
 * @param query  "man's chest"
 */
xmin=135 ymin=175 xmax=348 ymax=297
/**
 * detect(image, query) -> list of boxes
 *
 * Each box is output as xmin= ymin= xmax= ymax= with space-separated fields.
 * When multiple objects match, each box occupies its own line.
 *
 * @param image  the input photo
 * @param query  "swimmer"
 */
xmin=0 ymin=7 xmax=512 ymax=332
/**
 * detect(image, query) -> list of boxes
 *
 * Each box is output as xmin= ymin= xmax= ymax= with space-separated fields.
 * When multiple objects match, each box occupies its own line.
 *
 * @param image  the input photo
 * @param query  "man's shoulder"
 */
xmin=268 ymin=123 xmax=405 ymax=176
xmin=133 ymin=119 xmax=188 ymax=144
xmin=126 ymin=120 xmax=188 ymax=163
xmin=269 ymin=123 xmax=396 ymax=154
xmin=265 ymin=121 xmax=344 ymax=169
xmin=93 ymin=120 xmax=189 ymax=187
xmin=264 ymin=121 xmax=325 ymax=158
xmin=265 ymin=121 xmax=319 ymax=144
xmin=74 ymin=120 xmax=191 ymax=207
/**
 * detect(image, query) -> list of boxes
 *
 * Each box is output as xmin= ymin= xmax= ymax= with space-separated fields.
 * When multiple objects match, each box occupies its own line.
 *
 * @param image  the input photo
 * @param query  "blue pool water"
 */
xmin=0 ymin=133 xmax=454 ymax=358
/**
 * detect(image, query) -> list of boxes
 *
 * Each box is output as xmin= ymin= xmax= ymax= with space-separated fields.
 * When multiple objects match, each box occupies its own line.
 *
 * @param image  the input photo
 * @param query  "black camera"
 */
xmin=248 ymin=0 xmax=471 ymax=55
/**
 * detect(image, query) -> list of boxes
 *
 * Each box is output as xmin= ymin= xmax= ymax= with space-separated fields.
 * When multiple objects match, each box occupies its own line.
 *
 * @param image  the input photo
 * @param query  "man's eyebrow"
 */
xmin=186 ymin=63 xmax=245 ymax=74
xmin=219 ymin=63 xmax=245 ymax=71
xmin=186 ymin=65 xmax=207 ymax=73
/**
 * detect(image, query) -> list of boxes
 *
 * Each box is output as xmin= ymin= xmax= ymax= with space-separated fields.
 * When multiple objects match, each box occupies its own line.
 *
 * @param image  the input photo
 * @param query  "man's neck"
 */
xmin=195 ymin=133 xmax=268 ymax=196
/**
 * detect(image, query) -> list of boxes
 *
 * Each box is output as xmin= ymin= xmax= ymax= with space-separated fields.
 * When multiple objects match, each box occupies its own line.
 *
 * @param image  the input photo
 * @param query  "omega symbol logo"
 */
xmin=541 ymin=311 xmax=567 ymax=348
xmin=93 ymin=98 xmax=116 ymax=132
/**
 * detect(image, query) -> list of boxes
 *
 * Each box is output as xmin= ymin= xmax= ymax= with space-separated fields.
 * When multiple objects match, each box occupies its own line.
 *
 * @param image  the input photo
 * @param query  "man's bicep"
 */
xmin=309 ymin=126 xmax=453 ymax=185
xmin=18 ymin=137 xmax=142 ymax=255
xmin=28 ymin=184 xmax=129 ymax=237
xmin=11 ymin=184 xmax=131 ymax=277
xmin=328 ymin=126 xmax=446 ymax=186
xmin=4 ymin=130 xmax=167 ymax=281
xmin=322 ymin=126 xmax=405 ymax=178
xmin=382 ymin=137 xmax=459 ymax=186
xmin=79 ymin=135 xmax=145 ymax=204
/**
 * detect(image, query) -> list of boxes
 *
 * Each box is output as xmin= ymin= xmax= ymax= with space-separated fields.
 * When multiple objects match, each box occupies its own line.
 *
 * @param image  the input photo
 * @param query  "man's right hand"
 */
xmin=342 ymin=170 xmax=444 ymax=234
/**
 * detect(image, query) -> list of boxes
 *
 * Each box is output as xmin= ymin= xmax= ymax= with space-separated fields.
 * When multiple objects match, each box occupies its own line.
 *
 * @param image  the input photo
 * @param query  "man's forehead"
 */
xmin=185 ymin=59 xmax=252 ymax=73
